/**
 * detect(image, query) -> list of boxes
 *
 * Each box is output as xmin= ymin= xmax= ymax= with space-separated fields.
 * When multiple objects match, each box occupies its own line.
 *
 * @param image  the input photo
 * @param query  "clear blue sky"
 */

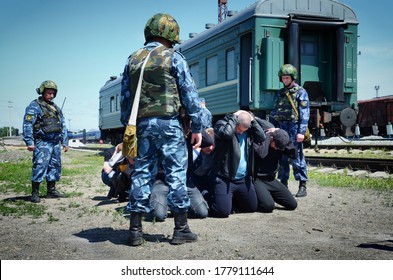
xmin=0 ymin=0 xmax=392 ymax=132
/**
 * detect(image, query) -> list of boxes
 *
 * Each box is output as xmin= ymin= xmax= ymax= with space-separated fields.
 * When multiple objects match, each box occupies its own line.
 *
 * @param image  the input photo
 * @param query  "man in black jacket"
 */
xmin=210 ymin=110 xmax=266 ymax=218
xmin=253 ymin=118 xmax=298 ymax=212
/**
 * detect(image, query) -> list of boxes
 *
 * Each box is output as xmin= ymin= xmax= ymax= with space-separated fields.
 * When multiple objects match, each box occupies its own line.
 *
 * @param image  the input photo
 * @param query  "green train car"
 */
xmin=99 ymin=0 xmax=358 ymax=143
xmin=176 ymin=0 xmax=358 ymax=135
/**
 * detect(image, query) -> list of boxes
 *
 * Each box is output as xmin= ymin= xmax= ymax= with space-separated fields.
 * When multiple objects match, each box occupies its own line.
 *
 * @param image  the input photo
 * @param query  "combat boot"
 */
xmin=295 ymin=181 xmax=307 ymax=197
xmin=129 ymin=212 xmax=144 ymax=246
xmin=30 ymin=182 xmax=41 ymax=203
xmin=171 ymin=212 xmax=197 ymax=245
xmin=46 ymin=181 xmax=64 ymax=198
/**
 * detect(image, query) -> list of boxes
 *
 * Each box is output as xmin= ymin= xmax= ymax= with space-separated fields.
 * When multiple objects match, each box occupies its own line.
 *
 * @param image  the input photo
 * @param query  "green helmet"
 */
xmin=278 ymin=64 xmax=298 ymax=80
xmin=144 ymin=13 xmax=180 ymax=45
xmin=36 ymin=80 xmax=58 ymax=96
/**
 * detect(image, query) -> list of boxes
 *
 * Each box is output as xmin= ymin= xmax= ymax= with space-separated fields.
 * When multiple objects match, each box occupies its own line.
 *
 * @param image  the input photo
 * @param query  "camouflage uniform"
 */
xmin=199 ymin=98 xmax=213 ymax=129
xmin=120 ymin=41 xmax=202 ymax=214
xmin=271 ymin=83 xmax=310 ymax=183
xmin=23 ymin=96 xmax=69 ymax=183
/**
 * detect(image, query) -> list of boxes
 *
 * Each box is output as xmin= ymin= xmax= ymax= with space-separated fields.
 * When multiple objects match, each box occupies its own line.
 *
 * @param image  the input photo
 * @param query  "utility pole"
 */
xmin=8 ymin=101 xmax=13 ymax=137
xmin=374 ymin=85 xmax=380 ymax=98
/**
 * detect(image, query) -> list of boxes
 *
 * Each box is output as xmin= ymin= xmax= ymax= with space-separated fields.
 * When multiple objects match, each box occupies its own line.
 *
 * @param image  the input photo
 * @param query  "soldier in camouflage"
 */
xmin=120 ymin=13 xmax=202 ymax=246
xmin=23 ymin=80 xmax=69 ymax=203
xmin=271 ymin=64 xmax=310 ymax=197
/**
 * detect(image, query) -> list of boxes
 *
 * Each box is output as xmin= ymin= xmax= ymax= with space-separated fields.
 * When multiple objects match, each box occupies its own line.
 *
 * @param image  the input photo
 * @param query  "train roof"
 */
xmin=358 ymin=95 xmax=393 ymax=104
xmin=99 ymin=75 xmax=122 ymax=93
xmin=177 ymin=0 xmax=358 ymax=52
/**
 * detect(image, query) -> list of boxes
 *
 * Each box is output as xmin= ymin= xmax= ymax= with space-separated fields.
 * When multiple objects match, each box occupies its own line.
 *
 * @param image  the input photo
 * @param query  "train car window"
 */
xmin=189 ymin=63 xmax=200 ymax=88
xmin=226 ymin=49 xmax=236 ymax=81
xmin=206 ymin=55 xmax=218 ymax=86
xmin=301 ymin=41 xmax=316 ymax=56
xmin=110 ymin=96 xmax=115 ymax=113
xmin=115 ymin=94 xmax=119 ymax=111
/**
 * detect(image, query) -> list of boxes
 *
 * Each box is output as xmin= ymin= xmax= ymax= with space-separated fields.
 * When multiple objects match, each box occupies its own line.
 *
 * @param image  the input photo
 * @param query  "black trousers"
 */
xmin=211 ymin=175 xmax=258 ymax=218
xmin=254 ymin=176 xmax=297 ymax=212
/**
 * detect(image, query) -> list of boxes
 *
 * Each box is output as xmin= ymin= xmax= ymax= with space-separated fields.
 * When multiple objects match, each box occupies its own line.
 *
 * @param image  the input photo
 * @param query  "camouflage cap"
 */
xmin=144 ymin=13 xmax=180 ymax=45
xmin=36 ymin=80 xmax=58 ymax=95
xmin=278 ymin=64 xmax=298 ymax=80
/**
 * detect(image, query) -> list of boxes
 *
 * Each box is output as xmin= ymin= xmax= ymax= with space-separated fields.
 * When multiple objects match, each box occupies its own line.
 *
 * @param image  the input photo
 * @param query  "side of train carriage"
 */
xmin=67 ymin=130 xmax=101 ymax=143
xmin=99 ymin=76 xmax=124 ymax=144
xmin=99 ymin=0 xmax=359 ymax=144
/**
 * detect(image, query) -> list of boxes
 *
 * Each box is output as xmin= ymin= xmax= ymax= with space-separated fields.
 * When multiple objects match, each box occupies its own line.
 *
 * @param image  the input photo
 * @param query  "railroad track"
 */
xmin=310 ymin=144 xmax=393 ymax=151
xmin=71 ymin=144 xmax=393 ymax=173
xmin=305 ymin=156 xmax=393 ymax=173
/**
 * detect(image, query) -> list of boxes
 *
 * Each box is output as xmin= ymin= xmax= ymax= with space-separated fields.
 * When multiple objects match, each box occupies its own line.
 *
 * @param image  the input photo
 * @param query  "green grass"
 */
xmin=0 ymin=149 xmax=103 ymax=218
xmin=308 ymin=169 xmax=393 ymax=191
xmin=0 ymin=161 xmax=32 ymax=194
xmin=0 ymin=199 xmax=47 ymax=218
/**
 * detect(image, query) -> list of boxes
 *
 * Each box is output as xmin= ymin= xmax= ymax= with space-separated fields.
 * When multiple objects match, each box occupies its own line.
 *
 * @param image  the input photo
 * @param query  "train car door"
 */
xmin=299 ymin=31 xmax=331 ymax=102
xmin=288 ymin=17 xmax=346 ymax=103
xmin=239 ymin=32 xmax=252 ymax=110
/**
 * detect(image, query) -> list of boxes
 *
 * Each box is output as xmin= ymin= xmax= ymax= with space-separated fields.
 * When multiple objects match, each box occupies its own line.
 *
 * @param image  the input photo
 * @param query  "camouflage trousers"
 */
xmin=277 ymin=122 xmax=308 ymax=182
xmin=129 ymin=116 xmax=190 ymax=214
xmin=31 ymin=139 xmax=62 ymax=183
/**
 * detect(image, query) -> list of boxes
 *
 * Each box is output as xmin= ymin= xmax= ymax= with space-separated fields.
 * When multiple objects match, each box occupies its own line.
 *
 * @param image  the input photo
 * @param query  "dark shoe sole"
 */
xmin=45 ymin=195 xmax=64 ymax=199
xmin=295 ymin=186 xmax=307 ymax=197
xmin=295 ymin=191 xmax=307 ymax=197
xmin=171 ymin=237 xmax=198 ymax=245
xmin=129 ymin=237 xmax=144 ymax=246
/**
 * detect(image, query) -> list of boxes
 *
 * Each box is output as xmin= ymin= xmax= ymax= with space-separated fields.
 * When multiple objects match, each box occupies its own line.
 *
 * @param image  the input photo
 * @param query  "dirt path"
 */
xmin=0 ymin=148 xmax=392 ymax=260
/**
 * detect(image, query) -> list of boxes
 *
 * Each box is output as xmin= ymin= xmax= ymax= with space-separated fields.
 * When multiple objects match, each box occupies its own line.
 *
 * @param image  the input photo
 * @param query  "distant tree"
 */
xmin=0 ymin=127 xmax=19 ymax=137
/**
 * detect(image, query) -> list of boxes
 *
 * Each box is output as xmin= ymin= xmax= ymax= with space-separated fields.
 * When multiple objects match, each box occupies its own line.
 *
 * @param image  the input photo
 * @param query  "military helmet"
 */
xmin=36 ymin=80 xmax=58 ymax=96
xmin=144 ymin=13 xmax=180 ymax=45
xmin=278 ymin=64 xmax=298 ymax=80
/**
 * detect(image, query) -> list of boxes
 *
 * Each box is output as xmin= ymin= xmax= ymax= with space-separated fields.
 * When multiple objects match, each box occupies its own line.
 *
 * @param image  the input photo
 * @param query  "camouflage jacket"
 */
xmin=23 ymin=97 xmax=69 ymax=146
xmin=271 ymin=83 xmax=310 ymax=135
xmin=120 ymin=41 xmax=202 ymax=133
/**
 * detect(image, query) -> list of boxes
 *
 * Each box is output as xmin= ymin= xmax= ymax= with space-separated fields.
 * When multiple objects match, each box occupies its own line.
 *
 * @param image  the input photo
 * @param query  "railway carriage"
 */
xmin=99 ymin=0 xmax=358 ymax=143
xmin=99 ymin=76 xmax=124 ymax=144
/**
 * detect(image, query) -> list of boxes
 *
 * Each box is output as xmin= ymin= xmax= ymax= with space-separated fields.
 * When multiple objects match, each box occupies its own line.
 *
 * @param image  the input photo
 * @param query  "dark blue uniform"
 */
xmin=23 ymin=97 xmax=68 ymax=183
xmin=120 ymin=41 xmax=202 ymax=214
xmin=271 ymin=83 xmax=310 ymax=183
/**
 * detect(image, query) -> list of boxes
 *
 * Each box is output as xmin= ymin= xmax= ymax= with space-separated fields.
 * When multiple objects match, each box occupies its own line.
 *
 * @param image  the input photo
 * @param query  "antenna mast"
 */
xmin=218 ymin=0 xmax=228 ymax=22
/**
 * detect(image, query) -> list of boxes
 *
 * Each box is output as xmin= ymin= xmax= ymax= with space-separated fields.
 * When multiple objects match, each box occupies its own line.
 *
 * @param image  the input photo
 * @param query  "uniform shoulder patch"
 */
xmin=25 ymin=114 xmax=33 ymax=122
xmin=300 ymin=101 xmax=307 ymax=107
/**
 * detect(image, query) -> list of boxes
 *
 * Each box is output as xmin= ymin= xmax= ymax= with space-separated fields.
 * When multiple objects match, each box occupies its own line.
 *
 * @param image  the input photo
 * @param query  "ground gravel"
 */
xmin=0 ymin=146 xmax=392 ymax=260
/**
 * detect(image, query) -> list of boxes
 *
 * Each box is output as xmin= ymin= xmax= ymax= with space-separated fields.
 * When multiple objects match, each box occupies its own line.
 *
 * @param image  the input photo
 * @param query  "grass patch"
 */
xmin=0 ymin=162 xmax=32 ymax=194
xmin=0 ymin=149 xmax=104 ymax=218
xmin=308 ymin=169 xmax=393 ymax=191
xmin=62 ymin=151 xmax=102 ymax=177
xmin=0 ymin=199 xmax=47 ymax=218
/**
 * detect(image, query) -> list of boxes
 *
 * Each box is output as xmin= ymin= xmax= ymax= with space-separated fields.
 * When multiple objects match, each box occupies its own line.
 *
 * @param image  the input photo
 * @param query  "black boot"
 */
xmin=295 ymin=181 xmax=307 ymax=197
xmin=30 ymin=182 xmax=41 ymax=203
xmin=129 ymin=212 xmax=144 ymax=246
xmin=46 ymin=181 xmax=64 ymax=198
xmin=171 ymin=212 xmax=197 ymax=245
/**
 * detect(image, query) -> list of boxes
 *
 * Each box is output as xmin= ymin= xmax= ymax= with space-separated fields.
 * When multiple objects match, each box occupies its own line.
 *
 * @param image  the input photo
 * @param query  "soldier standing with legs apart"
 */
xmin=120 ymin=13 xmax=202 ymax=246
xmin=271 ymin=64 xmax=310 ymax=197
xmin=23 ymin=80 xmax=69 ymax=203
